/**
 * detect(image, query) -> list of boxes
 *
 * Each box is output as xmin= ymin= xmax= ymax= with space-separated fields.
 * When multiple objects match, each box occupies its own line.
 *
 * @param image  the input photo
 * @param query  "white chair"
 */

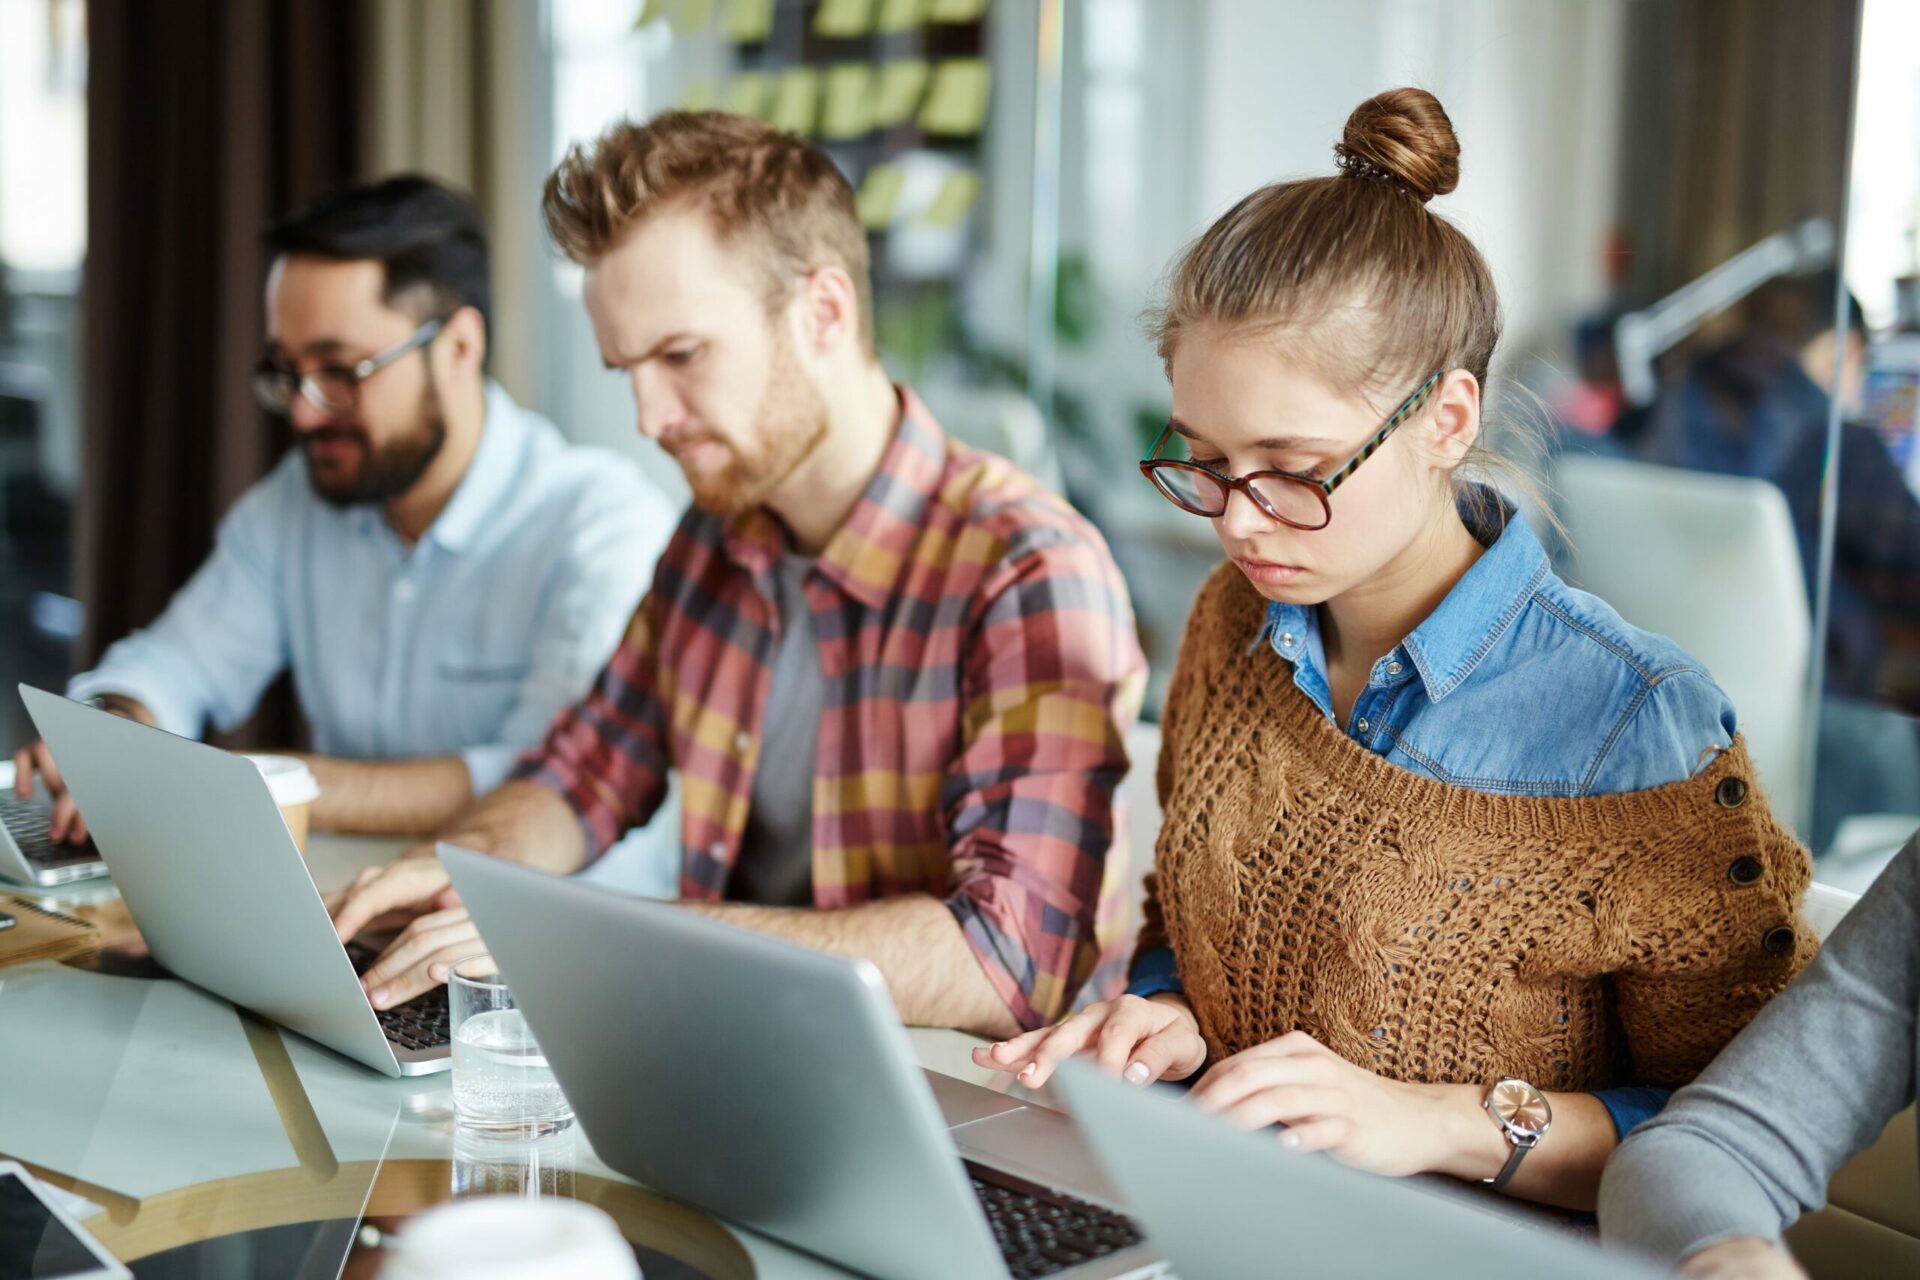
xmin=1553 ymin=454 xmax=1811 ymax=835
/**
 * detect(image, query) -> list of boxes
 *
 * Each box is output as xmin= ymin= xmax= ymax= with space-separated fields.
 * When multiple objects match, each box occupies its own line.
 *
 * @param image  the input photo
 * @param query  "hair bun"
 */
xmin=1334 ymin=88 xmax=1460 ymax=203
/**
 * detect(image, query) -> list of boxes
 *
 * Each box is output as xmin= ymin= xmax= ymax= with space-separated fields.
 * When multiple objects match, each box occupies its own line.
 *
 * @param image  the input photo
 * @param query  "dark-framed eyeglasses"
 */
xmin=1138 ymin=371 xmax=1443 ymax=531
xmin=251 ymin=317 xmax=446 ymax=417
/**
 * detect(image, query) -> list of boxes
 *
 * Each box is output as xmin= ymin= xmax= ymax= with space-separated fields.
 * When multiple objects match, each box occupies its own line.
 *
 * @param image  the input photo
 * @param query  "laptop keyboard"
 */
xmin=345 ymin=942 xmax=452 ymax=1051
xmin=969 ymin=1165 xmax=1143 ymax=1277
xmin=0 ymin=792 xmax=102 ymax=865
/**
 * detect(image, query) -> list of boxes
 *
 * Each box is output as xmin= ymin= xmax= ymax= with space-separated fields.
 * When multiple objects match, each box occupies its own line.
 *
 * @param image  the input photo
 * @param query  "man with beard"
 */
xmin=329 ymin=114 xmax=1147 ymax=1038
xmin=14 ymin=177 xmax=674 ymax=841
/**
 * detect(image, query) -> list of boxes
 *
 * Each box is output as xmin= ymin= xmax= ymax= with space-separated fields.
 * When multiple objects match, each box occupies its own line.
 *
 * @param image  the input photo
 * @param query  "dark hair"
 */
xmin=264 ymin=175 xmax=491 ymax=346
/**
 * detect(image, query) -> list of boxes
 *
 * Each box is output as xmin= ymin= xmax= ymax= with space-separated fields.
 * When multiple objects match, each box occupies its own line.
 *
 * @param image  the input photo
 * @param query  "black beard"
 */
xmin=305 ymin=381 xmax=449 ymax=507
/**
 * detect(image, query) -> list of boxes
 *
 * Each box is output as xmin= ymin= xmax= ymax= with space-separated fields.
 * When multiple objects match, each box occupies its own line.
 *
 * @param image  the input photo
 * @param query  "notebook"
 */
xmin=0 ymin=896 xmax=100 ymax=968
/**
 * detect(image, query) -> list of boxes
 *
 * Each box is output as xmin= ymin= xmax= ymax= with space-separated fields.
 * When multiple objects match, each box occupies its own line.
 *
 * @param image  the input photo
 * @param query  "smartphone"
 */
xmin=0 ymin=1162 xmax=130 ymax=1280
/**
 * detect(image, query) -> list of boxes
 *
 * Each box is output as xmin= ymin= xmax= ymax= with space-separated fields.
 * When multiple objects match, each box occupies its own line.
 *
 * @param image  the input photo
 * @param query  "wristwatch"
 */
xmin=1482 ymin=1077 xmax=1552 ymax=1190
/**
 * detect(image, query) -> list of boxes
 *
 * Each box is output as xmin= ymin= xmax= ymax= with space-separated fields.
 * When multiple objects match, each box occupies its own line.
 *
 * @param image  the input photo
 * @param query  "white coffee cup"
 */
xmin=382 ymin=1197 xmax=641 ymax=1280
xmin=242 ymin=754 xmax=320 ymax=854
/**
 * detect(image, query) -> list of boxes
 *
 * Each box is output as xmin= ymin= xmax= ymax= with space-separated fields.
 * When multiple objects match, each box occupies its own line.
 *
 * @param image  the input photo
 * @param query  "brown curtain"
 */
xmin=1614 ymin=0 xmax=1860 ymax=309
xmin=80 ymin=0 xmax=367 ymax=744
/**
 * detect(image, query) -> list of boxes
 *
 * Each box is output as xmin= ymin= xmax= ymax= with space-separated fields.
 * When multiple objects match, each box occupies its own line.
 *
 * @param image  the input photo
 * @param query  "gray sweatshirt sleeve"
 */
xmin=1597 ymin=835 xmax=1919 ymax=1263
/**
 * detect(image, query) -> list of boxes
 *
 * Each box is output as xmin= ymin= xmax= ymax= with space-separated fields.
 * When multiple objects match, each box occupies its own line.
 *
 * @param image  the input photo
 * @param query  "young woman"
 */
xmin=975 ymin=88 xmax=1814 ymax=1212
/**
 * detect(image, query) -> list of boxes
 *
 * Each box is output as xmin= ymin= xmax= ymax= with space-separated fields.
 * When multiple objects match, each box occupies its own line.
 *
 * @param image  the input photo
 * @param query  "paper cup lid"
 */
xmin=242 ymin=753 xmax=321 ymax=807
xmin=385 ymin=1198 xmax=641 ymax=1280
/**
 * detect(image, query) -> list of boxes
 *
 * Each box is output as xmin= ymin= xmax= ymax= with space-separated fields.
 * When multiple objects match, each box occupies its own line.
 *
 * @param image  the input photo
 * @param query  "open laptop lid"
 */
xmin=1055 ymin=1062 xmax=1662 ymax=1280
xmin=17 ymin=685 xmax=402 ymax=1077
xmin=440 ymin=844 xmax=1016 ymax=1280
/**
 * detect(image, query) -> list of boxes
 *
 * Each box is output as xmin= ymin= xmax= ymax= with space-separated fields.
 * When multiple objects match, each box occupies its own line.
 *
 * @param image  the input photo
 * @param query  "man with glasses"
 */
xmin=14 ymin=176 xmax=675 ymax=841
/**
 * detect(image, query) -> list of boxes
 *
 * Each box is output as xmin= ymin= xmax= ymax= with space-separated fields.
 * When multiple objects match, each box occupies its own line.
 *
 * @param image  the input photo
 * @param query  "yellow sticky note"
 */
xmin=855 ymin=164 xmax=907 ymax=229
xmin=919 ymin=58 xmax=990 ymax=137
xmin=928 ymin=0 xmax=989 ymax=21
xmin=635 ymin=0 xmax=671 ymax=27
xmin=727 ymin=72 xmax=775 ymax=119
xmin=679 ymin=79 xmax=718 ymax=112
xmin=919 ymin=170 xmax=981 ymax=228
xmin=769 ymin=67 xmax=822 ymax=135
xmin=876 ymin=0 xmax=929 ymax=35
xmin=671 ymin=0 xmax=715 ymax=35
xmin=871 ymin=59 xmax=930 ymax=129
xmin=814 ymin=0 xmax=878 ymax=38
xmin=724 ymin=0 xmax=776 ymax=42
xmin=820 ymin=64 xmax=875 ymax=140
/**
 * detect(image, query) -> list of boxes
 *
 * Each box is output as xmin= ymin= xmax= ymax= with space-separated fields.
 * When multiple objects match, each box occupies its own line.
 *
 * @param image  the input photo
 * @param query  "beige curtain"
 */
xmin=360 ymin=0 xmax=546 ymax=404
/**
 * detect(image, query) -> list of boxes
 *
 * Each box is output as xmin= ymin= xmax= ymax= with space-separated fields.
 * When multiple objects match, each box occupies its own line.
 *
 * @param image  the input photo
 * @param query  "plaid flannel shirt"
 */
xmin=513 ymin=389 xmax=1147 ymax=1028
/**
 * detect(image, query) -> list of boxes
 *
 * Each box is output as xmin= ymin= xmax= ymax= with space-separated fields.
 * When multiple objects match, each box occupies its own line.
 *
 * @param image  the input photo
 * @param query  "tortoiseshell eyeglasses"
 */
xmin=1139 ymin=371 xmax=1443 ymax=531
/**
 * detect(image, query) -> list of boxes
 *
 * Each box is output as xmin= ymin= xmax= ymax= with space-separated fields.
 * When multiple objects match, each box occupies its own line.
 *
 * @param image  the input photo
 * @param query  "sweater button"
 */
xmin=1761 ymin=924 xmax=1795 ymax=955
xmin=1728 ymin=856 xmax=1764 ymax=886
xmin=1715 ymin=777 xmax=1749 ymax=809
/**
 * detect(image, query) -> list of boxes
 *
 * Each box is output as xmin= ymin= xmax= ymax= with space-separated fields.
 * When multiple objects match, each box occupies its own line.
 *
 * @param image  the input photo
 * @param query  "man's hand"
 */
xmin=13 ymin=739 xmax=89 ymax=844
xmin=13 ymin=695 xmax=153 ymax=844
xmin=971 ymin=994 xmax=1208 ymax=1087
xmin=326 ymin=854 xmax=479 ymax=1009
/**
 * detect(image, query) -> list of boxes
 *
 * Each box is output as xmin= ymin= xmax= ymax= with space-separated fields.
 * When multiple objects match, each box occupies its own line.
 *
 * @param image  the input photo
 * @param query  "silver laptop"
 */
xmin=442 ymin=844 xmax=1165 ymax=1280
xmin=1055 ymin=1061 xmax=1664 ymax=1280
xmin=19 ymin=685 xmax=451 ymax=1077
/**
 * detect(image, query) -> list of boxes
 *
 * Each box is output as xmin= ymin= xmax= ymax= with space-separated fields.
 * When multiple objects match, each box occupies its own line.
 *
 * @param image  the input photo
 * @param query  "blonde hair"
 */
xmin=543 ymin=111 xmax=875 ymax=352
xmin=1149 ymin=88 xmax=1546 ymax=525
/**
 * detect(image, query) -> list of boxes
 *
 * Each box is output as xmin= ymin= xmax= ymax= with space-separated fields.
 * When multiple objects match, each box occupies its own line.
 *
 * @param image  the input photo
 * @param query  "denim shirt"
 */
xmin=1130 ymin=494 xmax=1737 ymax=1136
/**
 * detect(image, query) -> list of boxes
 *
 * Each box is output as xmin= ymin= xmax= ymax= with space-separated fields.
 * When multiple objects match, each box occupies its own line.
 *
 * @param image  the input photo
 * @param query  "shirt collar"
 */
xmin=346 ymin=379 xmax=523 ymax=553
xmin=1262 ymin=487 xmax=1550 ymax=703
xmin=722 ymin=385 xmax=946 ymax=611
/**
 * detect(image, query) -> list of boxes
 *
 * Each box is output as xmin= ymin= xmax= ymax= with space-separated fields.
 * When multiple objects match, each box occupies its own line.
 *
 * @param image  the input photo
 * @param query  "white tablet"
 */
xmin=0 ymin=1163 xmax=130 ymax=1280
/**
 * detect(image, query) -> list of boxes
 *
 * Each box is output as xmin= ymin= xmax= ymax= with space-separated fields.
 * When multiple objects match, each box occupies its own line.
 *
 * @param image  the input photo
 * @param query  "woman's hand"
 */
xmin=1679 ymin=1238 xmax=1807 ymax=1280
xmin=970 ymin=994 xmax=1209 ymax=1088
xmin=1187 ymin=1030 xmax=1455 ymax=1178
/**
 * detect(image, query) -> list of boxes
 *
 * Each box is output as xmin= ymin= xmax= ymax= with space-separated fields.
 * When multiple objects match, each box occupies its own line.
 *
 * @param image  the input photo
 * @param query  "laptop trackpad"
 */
xmin=949 ymin=1103 xmax=1125 ymax=1206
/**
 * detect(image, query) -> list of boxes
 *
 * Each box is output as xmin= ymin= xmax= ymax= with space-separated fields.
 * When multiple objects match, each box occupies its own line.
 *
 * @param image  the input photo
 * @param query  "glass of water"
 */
xmin=449 ymin=954 xmax=573 ymax=1138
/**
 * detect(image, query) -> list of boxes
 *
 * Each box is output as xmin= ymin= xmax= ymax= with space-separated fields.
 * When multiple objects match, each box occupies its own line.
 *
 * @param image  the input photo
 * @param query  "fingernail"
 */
xmin=1018 ymin=1064 xmax=1036 ymax=1080
xmin=1278 ymin=1131 xmax=1299 ymax=1150
xmin=1123 ymin=1062 xmax=1150 ymax=1085
xmin=370 ymin=988 xmax=389 ymax=1008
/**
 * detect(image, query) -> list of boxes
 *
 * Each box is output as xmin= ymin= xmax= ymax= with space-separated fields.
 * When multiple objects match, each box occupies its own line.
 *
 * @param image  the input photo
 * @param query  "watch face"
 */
xmin=1488 ymin=1079 xmax=1552 ymax=1138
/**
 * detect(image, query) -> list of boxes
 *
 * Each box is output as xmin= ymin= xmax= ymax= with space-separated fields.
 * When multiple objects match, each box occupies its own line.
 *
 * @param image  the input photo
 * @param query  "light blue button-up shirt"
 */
xmin=1256 ymin=495 xmax=1736 ymax=796
xmin=69 ymin=382 xmax=676 ymax=794
xmin=1129 ymin=491 xmax=1739 ymax=1136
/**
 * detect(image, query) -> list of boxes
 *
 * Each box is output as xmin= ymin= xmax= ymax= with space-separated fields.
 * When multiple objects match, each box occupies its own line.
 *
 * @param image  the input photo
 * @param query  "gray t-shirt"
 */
xmin=1598 ymin=835 xmax=1920 ymax=1262
xmin=728 ymin=553 xmax=823 ymax=907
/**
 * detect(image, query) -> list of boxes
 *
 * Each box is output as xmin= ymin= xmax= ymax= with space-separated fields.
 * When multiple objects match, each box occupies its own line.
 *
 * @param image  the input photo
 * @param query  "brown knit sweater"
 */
xmin=1138 ymin=563 xmax=1816 ymax=1091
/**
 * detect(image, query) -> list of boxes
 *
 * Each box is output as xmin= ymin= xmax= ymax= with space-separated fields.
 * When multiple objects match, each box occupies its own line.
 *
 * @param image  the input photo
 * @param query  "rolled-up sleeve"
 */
xmin=68 ymin=464 xmax=295 ymax=738
xmin=942 ymin=533 xmax=1146 ymax=1029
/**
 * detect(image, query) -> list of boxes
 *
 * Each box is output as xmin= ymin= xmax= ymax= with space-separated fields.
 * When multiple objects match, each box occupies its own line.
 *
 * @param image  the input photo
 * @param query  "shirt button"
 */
xmin=1356 ymin=718 xmax=1370 ymax=733
xmin=734 ymin=731 xmax=751 ymax=753
xmin=1729 ymin=856 xmax=1764 ymax=886
xmin=1386 ymin=661 xmax=1402 ymax=676
xmin=1279 ymin=632 xmax=1297 ymax=648
xmin=708 ymin=841 xmax=726 ymax=860
xmin=393 ymin=579 xmax=416 ymax=603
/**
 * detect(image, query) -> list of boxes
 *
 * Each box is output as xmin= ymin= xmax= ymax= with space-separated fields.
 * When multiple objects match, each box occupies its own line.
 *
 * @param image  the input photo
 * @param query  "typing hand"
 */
xmin=970 ymin=994 xmax=1208 ymax=1088
xmin=356 ymin=905 xmax=487 ymax=1011
xmin=12 ymin=740 xmax=90 ymax=844
xmin=1187 ymin=1030 xmax=1449 ymax=1178
xmin=327 ymin=855 xmax=480 ymax=1009
xmin=1680 ymin=1239 xmax=1808 ymax=1280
